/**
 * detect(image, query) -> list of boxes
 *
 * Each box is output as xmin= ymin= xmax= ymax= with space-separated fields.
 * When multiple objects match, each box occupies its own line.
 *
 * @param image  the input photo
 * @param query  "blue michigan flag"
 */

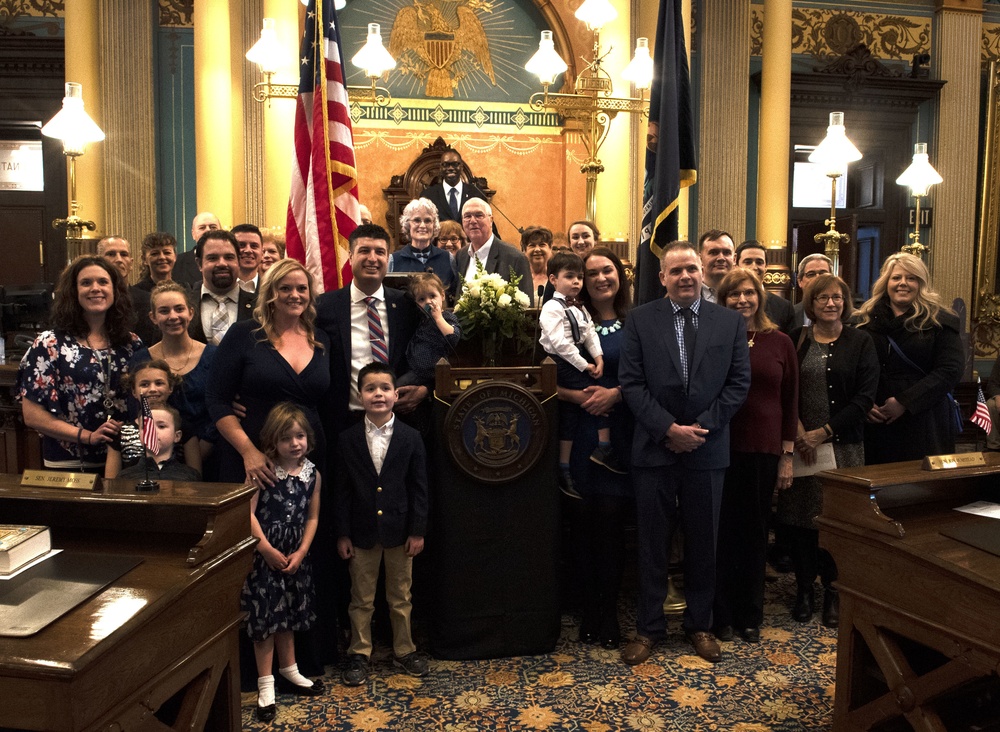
xmin=636 ymin=0 xmax=697 ymax=305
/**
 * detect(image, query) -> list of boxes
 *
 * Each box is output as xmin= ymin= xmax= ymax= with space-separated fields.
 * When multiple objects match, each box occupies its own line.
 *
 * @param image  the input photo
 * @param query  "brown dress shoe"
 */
xmin=687 ymin=631 xmax=722 ymax=663
xmin=621 ymin=635 xmax=655 ymax=665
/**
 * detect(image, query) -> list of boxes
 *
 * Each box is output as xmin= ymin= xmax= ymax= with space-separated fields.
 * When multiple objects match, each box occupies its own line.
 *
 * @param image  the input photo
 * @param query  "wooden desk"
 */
xmin=0 ymin=475 xmax=255 ymax=732
xmin=818 ymin=455 xmax=1000 ymax=731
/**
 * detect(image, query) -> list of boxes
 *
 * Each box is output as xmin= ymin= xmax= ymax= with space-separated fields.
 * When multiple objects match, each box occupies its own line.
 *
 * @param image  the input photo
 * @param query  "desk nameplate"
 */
xmin=922 ymin=452 xmax=987 ymax=471
xmin=21 ymin=470 xmax=100 ymax=490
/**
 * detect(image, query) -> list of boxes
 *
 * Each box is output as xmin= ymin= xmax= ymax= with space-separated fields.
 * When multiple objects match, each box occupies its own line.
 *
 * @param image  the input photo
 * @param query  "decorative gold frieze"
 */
xmin=751 ymin=6 xmax=930 ymax=61
xmin=159 ymin=0 xmax=192 ymax=28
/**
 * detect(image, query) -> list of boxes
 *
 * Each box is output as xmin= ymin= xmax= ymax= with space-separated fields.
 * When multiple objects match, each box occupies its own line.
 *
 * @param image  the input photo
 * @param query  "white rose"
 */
xmin=514 ymin=291 xmax=530 ymax=307
xmin=497 ymin=293 xmax=512 ymax=307
xmin=468 ymin=283 xmax=481 ymax=298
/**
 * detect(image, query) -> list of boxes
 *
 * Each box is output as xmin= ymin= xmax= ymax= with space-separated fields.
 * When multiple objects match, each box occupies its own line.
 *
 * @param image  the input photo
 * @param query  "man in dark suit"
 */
xmin=97 ymin=235 xmax=158 ymax=347
xmin=455 ymin=198 xmax=533 ymax=298
xmin=188 ymin=229 xmax=255 ymax=344
xmin=736 ymin=240 xmax=794 ymax=332
xmin=619 ymin=240 xmax=750 ymax=665
xmin=419 ymin=149 xmax=497 ymax=234
xmin=315 ymin=223 xmax=423 ymax=432
xmin=173 ymin=211 xmax=222 ymax=288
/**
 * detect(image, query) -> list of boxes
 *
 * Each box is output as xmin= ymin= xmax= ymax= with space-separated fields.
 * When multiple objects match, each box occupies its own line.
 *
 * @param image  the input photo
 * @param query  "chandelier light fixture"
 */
xmin=896 ymin=142 xmax=942 ymax=258
xmin=807 ymin=112 xmax=862 ymax=274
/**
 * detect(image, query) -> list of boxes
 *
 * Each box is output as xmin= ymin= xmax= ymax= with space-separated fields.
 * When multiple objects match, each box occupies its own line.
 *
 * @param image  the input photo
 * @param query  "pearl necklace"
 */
xmin=596 ymin=319 xmax=622 ymax=336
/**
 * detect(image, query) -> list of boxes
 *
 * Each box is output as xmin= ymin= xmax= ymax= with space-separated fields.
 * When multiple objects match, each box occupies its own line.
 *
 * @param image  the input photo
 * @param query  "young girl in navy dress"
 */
xmin=241 ymin=402 xmax=324 ymax=722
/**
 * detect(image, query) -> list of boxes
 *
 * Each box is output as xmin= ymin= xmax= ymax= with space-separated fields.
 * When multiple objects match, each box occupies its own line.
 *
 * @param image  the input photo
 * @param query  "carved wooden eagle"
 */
xmin=388 ymin=1 xmax=496 ymax=98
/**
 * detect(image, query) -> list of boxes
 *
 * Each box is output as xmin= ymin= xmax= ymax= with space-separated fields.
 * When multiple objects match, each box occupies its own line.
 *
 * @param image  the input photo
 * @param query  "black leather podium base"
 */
xmin=428 ymin=360 xmax=561 ymax=659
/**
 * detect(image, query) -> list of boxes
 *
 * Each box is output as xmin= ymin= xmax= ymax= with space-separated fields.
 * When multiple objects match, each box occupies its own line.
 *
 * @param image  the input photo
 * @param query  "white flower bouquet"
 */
xmin=454 ymin=258 xmax=533 ymax=365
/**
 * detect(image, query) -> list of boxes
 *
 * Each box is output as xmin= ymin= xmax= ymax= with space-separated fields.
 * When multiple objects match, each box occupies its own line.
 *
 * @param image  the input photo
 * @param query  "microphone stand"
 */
xmin=532 ymin=285 xmax=544 ymax=366
xmin=490 ymin=199 xmax=523 ymax=236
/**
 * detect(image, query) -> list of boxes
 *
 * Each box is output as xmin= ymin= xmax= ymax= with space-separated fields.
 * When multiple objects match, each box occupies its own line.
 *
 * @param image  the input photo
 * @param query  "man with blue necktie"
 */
xmin=419 ymin=148 xmax=499 ymax=237
xmin=619 ymin=240 xmax=750 ymax=665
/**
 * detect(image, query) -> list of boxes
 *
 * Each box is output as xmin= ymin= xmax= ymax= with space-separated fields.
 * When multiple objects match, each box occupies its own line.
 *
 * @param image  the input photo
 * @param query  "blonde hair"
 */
xmin=408 ymin=272 xmax=446 ymax=300
xmin=716 ymin=268 xmax=778 ymax=333
xmin=253 ymin=258 xmax=323 ymax=350
xmin=856 ymin=253 xmax=952 ymax=331
xmin=149 ymin=280 xmax=192 ymax=313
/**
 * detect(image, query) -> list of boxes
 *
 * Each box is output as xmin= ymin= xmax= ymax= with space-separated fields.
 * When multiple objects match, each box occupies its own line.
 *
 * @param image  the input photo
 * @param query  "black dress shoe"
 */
xmin=256 ymin=703 xmax=277 ymax=723
xmin=579 ymin=609 xmax=600 ymax=644
xmin=276 ymin=675 xmax=325 ymax=696
xmin=599 ymin=611 xmax=621 ymax=649
xmin=822 ymin=588 xmax=839 ymax=628
xmin=713 ymin=625 xmax=734 ymax=642
xmin=793 ymin=587 xmax=814 ymax=622
xmin=738 ymin=626 xmax=761 ymax=643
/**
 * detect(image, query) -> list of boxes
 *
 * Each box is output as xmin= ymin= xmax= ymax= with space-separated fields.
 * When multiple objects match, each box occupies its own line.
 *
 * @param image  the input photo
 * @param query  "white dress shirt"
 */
xmin=538 ymin=292 xmax=602 ymax=371
xmin=199 ymin=284 xmax=240 ymax=344
xmin=364 ymin=414 xmax=395 ymax=475
xmin=464 ymin=235 xmax=494 ymax=281
xmin=350 ymin=281 xmax=389 ymax=411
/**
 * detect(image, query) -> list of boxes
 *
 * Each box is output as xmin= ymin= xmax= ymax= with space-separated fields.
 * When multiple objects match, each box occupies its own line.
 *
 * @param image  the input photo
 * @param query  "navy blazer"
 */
xmin=188 ymin=287 xmax=256 ymax=344
xmin=619 ymin=298 xmax=751 ymax=470
xmin=334 ymin=418 xmax=429 ymax=549
xmin=390 ymin=244 xmax=459 ymax=292
xmin=315 ymin=285 xmax=419 ymax=428
xmin=455 ymin=238 xmax=533 ymax=298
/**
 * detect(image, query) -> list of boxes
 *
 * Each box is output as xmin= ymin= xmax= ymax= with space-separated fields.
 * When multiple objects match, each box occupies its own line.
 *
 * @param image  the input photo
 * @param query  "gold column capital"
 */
xmin=934 ymin=0 xmax=984 ymax=15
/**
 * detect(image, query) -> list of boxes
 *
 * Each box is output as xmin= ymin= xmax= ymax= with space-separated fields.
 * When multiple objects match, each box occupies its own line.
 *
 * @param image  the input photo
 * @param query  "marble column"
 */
xmin=63 ymin=0 xmax=104 ymax=238
xmin=931 ymin=0 xmax=983 ymax=320
xmin=755 ymin=0 xmax=792 ymax=296
xmin=99 ymin=0 xmax=157 ymax=266
xmin=260 ymin=0 xmax=299 ymax=231
xmin=194 ymin=0 xmax=235 ymax=226
xmin=696 ymin=0 xmax=750 ymax=239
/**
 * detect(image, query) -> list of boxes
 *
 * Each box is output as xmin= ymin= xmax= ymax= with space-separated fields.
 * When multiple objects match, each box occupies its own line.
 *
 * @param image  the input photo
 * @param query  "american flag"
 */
xmin=285 ymin=0 xmax=360 ymax=294
xmin=140 ymin=396 xmax=160 ymax=456
xmin=971 ymin=379 xmax=993 ymax=434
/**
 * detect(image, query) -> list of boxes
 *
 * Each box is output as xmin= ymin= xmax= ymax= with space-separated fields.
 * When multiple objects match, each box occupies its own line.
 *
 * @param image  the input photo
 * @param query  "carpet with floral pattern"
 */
xmin=241 ymin=571 xmax=837 ymax=730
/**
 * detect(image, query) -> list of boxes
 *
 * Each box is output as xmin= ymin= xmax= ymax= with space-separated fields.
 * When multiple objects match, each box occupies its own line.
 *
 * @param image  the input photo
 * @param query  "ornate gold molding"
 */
xmin=751 ymin=7 xmax=930 ymax=61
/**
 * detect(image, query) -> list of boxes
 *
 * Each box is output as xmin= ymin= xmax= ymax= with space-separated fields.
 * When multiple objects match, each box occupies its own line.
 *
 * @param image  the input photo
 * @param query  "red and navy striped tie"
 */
xmin=365 ymin=297 xmax=389 ymax=363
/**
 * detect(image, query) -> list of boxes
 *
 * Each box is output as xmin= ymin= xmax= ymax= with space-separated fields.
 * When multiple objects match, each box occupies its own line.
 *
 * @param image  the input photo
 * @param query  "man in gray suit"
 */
xmin=455 ymin=198 xmax=532 ymax=298
xmin=619 ymin=240 xmax=750 ymax=665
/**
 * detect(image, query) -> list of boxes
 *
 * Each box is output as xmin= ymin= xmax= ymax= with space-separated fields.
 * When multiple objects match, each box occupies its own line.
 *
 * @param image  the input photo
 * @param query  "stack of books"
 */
xmin=0 ymin=525 xmax=51 ymax=576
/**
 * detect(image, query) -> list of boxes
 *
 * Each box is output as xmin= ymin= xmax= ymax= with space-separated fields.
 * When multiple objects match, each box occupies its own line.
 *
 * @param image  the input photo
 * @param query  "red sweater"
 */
xmin=730 ymin=329 xmax=799 ymax=455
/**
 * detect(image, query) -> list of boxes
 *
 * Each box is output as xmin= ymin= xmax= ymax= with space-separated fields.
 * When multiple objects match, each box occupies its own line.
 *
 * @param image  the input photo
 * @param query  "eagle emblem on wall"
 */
xmin=388 ymin=0 xmax=497 ymax=98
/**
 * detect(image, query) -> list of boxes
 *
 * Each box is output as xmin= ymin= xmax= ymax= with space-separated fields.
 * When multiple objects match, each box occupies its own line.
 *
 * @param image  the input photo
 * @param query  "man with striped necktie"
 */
xmin=316 ymin=224 xmax=422 ymax=433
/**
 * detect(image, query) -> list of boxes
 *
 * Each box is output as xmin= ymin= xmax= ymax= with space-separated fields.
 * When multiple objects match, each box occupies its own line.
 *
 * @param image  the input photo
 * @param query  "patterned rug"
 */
xmin=241 ymin=571 xmax=838 ymax=730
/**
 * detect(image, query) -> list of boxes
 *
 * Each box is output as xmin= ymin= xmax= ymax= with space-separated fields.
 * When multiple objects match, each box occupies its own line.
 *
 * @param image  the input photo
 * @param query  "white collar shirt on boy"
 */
xmin=364 ymin=414 xmax=395 ymax=474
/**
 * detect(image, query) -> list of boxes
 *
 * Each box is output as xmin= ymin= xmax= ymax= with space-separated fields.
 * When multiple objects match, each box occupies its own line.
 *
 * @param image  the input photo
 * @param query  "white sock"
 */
xmin=257 ymin=675 xmax=275 ymax=707
xmin=279 ymin=663 xmax=314 ymax=688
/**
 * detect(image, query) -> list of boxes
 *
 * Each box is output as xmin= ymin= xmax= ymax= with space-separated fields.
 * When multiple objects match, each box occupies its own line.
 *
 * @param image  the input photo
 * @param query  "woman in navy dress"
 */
xmin=207 ymin=258 xmax=331 ymax=485
xmin=562 ymin=247 xmax=633 ymax=648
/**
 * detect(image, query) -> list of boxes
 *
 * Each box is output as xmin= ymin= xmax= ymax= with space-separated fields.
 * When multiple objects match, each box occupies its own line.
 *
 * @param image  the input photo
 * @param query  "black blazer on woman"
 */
xmin=789 ymin=324 xmax=879 ymax=446
xmin=859 ymin=298 xmax=964 ymax=462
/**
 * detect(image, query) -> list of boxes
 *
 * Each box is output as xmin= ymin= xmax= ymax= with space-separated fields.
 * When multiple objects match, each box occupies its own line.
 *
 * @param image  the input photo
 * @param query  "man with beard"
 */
xmin=189 ymin=229 xmax=255 ymax=345
xmin=698 ymin=229 xmax=735 ymax=303
xmin=173 ymin=212 xmax=222 ymax=288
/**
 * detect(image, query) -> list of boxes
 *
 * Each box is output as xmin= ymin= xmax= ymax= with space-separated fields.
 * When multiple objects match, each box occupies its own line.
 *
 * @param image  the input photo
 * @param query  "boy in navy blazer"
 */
xmin=335 ymin=363 xmax=429 ymax=686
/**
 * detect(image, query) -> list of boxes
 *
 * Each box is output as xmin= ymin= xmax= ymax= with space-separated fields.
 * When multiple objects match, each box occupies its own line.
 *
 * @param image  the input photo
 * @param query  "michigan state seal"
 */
xmin=444 ymin=380 xmax=548 ymax=483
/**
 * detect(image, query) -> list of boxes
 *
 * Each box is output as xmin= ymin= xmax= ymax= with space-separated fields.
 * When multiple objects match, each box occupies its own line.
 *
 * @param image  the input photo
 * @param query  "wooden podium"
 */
xmin=0 ymin=474 xmax=255 ymax=732
xmin=428 ymin=358 xmax=561 ymax=659
xmin=817 ymin=454 xmax=1000 ymax=731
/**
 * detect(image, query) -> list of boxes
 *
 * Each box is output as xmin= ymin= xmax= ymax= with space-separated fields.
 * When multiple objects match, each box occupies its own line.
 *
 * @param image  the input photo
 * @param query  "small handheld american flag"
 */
xmin=140 ymin=396 xmax=160 ymax=456
xmin=971 ymin=379 xmax=993 ymax=435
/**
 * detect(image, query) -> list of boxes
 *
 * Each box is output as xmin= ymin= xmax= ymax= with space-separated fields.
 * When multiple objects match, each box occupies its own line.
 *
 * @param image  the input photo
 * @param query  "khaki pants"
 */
xmin=347 ymin=544 xmax=415 ymax=659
